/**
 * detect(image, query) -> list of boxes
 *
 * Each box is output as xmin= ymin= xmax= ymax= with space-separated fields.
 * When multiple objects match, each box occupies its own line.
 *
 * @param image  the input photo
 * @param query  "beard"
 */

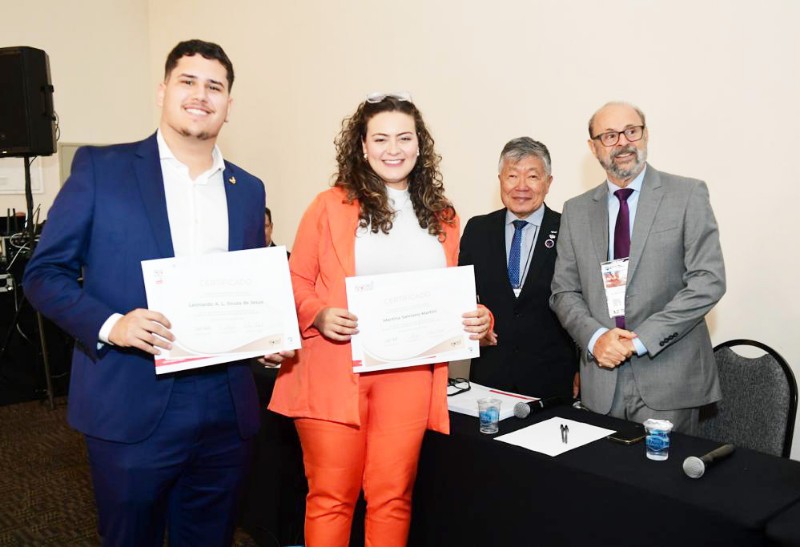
xmin=599 ymin=145 xmax=647 ymax=181
xmin=178 ymin=127 xmax=216 ymax=141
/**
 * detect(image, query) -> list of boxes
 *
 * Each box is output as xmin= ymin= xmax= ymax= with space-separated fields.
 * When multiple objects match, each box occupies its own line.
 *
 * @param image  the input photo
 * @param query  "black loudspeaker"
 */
xmin=0 ymin=46 xmax=57 ymax=158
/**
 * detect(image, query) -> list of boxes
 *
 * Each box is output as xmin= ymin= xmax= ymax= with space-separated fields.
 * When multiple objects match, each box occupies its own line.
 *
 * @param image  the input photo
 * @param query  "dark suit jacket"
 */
xmin=459 ymin=205 xmax=577 ymax=398
xmin=23 ymin=133 xmax=266 ymax=443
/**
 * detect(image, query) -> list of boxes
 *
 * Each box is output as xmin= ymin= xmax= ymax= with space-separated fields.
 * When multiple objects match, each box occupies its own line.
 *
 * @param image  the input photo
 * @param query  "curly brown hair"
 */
xmin=333 ymin=96 xmax=455 ymax=239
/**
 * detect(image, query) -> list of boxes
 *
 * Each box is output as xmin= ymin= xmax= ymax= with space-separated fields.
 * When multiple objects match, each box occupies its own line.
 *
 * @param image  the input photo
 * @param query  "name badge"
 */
xmin=601 ymin=258 xmax=629 ymax=319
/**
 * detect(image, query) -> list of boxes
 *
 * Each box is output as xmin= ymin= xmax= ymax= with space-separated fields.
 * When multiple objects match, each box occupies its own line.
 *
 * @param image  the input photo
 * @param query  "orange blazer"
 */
xmin=269 ymin=186 xmax=460 ymax=434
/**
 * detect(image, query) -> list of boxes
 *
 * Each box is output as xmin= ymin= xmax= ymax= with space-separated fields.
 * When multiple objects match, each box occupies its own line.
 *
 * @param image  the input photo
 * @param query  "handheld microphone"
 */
xmin=682 ymin=443 xmax=736 ymax=479
xmin=513 ymin=396 xmax=570 ymax=419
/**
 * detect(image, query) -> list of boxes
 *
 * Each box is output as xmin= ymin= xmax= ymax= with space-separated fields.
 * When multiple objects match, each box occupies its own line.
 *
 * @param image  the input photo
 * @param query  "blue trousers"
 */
xmin=85 ymin=372 xmax=253 ymax=546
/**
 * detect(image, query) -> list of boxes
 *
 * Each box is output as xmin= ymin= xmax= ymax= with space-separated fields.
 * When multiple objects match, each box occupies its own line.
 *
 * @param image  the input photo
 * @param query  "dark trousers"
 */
xmin=85 ymin=372 xmax=253 ymax=546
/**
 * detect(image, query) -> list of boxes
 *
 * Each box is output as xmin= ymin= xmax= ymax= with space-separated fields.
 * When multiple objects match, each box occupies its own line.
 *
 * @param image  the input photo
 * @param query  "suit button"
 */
xmin=659 ymin=341 xmax=665 ymax=347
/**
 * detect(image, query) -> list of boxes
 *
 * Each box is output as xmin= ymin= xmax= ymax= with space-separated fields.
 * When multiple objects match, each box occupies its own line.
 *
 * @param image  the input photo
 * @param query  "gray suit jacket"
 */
xmin=550 ymin=165 xmax=725 ymax=413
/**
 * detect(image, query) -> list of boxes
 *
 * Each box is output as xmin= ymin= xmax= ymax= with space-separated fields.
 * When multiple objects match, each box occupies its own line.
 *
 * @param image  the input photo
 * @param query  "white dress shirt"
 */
xmin=98 ymin=129 xmax=229 ymax=343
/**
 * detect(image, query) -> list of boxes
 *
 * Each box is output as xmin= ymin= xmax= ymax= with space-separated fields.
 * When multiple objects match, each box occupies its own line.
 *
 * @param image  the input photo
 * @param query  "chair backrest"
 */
xmin=697 ymin=339 xmax=797 ymax=458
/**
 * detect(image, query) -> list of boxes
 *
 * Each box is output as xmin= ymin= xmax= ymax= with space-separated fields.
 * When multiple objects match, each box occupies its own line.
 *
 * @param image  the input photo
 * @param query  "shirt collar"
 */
xmin=156 ymin=128 xmax=225 ymax=177
xmin=505 ymin=203 xmax=545 ymax=227
xmin=606 ymin=164 xmax=647 ymax=195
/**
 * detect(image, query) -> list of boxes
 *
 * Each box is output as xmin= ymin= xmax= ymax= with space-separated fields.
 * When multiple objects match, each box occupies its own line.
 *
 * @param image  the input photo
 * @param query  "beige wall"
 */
xmin=4 ymin=0 xmax=800 ymax=457
xmin=0 ymin=0 xmax=153 ymax=211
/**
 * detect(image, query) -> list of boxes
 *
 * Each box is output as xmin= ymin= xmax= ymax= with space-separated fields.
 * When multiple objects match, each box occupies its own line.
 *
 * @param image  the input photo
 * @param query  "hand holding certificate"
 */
xmin=141 ymin=247 xmax=301 ymax=375
xmin=345 ymin=266 xmax=480 ymax=373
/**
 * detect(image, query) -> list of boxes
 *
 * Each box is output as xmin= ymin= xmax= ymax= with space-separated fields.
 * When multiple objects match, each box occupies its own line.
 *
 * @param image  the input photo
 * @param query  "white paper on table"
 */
xmin=495 ymin=416 xmax=615 ymax=456
xmin=345 ymin=266 xmax=479 ymax=373
xmin=141 ymin=246 xmax=301 ymax=375
xmin=447 ymin=382 xmax=534 ymax=421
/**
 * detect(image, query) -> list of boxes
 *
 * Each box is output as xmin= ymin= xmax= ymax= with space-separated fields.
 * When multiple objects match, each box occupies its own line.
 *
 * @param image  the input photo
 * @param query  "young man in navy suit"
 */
xmin=23 ymin=39 xmax=291 ymax=546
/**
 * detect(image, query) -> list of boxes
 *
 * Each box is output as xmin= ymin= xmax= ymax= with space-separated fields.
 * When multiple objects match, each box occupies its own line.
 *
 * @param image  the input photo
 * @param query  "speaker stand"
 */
xmin=0 ymin=156 xmax=56 ymax=409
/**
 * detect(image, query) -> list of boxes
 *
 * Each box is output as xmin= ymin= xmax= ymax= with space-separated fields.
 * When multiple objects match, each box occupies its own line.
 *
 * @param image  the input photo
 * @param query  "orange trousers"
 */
xmin=294 ymin=367 xmax=432 ymax=546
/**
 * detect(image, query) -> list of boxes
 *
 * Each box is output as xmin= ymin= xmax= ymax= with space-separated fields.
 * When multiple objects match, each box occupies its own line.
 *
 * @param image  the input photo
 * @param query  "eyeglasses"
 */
xmin=366 ymin=91 xmax=413 ymax=104
xmin=591 ymin=125 xmax=645 ymax=147
xmin=447 ymin=377 xmax=471 ymax=397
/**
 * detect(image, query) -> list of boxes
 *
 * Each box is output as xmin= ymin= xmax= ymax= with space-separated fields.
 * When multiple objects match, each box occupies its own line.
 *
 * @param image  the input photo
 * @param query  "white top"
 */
xmin=98 ymin=129 xmax=229 ymax=343
xmin=354 ymin=186 xmax=446 ymax=276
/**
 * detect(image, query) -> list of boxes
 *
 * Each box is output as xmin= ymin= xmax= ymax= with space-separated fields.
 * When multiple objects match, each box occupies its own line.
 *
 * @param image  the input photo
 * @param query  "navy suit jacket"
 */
xmin=23 ymin=133 xmax=266 ymax=443
xmin=459 ymin=205 xmax=577 ymax=399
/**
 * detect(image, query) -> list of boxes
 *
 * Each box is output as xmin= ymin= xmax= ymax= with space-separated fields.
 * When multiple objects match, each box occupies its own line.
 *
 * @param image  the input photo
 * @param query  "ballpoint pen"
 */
xmin=564 ymin=424 xmax=569 ymax=444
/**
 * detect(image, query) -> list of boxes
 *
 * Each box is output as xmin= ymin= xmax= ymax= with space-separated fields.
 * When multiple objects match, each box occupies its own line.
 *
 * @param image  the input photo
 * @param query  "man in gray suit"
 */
xmin=550 ymin=101 xmax=726 ymax=434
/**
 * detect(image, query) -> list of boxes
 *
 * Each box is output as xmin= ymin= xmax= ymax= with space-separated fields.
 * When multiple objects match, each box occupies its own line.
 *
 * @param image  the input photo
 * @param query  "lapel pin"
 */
xmin=228 ymin=176 xmax=237 ymax=185
xmin=545 ymin=239 xmax=555 ymax=249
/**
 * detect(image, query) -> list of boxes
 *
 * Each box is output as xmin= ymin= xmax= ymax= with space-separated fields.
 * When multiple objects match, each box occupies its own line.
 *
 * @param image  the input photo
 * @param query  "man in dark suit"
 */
xmin=265 ymin=207 xmax=276 ymax=247
xmin=550 ymin=102 xmax=725 ymax=434
xmin=459 ymin=137 xmax=578 ymax=399
xmin=23 ymin=40 xmax=290 ymax=546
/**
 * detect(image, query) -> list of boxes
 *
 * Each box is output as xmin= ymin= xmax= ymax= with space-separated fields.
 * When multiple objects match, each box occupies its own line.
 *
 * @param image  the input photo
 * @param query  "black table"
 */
xmin=241 ymin=399 xmax=800 ymax=546
xmin=408 ymin=406 xmax=800 ymax=546
xmin=765 ymin=500 xmax=800 ymax=545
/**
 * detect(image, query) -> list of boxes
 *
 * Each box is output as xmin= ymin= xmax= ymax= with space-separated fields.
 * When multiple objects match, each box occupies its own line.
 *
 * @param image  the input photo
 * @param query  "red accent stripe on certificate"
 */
xmin=155 ymin=357 xmax=211 ymax=367
xmin=488 ymin=388 xmax=536 ymax=400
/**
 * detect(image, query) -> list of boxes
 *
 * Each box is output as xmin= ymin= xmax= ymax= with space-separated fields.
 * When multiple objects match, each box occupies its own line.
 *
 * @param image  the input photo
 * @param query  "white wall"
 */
xmin=5 ymin=0 xmax=799 ymax=457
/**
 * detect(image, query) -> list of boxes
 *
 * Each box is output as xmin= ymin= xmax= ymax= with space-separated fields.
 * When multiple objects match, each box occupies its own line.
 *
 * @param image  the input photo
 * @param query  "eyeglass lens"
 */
xmin=598 ymin=126 xmax=644 ymax=146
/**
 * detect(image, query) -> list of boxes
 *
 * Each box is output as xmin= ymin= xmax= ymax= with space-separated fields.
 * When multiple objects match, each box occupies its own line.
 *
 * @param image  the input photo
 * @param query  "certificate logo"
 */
xmin=354 ymin=280 xmax=374 ymax=293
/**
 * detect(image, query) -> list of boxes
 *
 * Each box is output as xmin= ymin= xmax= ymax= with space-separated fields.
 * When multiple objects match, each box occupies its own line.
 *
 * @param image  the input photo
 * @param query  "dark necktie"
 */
xmin=508 ymin=220 xmax=529 ymax=289
xmin=613 ymin=189 xmax=634 ymax=328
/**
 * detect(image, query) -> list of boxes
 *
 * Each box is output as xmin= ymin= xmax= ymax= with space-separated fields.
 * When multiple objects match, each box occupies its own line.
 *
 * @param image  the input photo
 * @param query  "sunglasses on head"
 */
xmin=365 ymin=91 xmax=413 ymax=104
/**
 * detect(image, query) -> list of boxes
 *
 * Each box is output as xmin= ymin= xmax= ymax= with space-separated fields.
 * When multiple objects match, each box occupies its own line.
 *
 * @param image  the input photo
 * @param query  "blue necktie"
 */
xmin=508 ymin=220 xmax=529 ymax=289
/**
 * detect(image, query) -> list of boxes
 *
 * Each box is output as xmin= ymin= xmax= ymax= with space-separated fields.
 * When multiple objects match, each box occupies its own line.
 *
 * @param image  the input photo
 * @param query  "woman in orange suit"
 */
xmin=269 ymin=93 xmax=493 ymax=546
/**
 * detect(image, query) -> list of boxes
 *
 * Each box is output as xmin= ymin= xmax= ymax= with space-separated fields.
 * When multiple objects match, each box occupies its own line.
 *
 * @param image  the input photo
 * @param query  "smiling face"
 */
xmin=499 ymin=155 xmax=552 ymax=219
xmin=588 ymin=103 xmax=648 ymax=186
xmin=361 ymin=110 xmax=419 ymax=190
xmin=157 ymin=54 xmax=232 ymax=144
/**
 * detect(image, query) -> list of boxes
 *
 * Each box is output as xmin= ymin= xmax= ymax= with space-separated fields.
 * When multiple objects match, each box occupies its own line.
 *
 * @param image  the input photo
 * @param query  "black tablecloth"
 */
xmin=239 ymin=366 xmax=307 ymax=546
xmin=241 ymin=397 xmax=800 ymax=546
xmin=408 ymin=406 xmax=800 ymax=546
xmin=765 ymin=500 xmax=800 ymax=545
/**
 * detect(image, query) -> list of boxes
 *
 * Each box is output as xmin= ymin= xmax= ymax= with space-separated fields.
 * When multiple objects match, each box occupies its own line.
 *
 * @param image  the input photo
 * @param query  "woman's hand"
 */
xmin=313 ymin=307 xmax=359 ymax=342
xmin=462 ymin=306 xmax=493 ymax=342
xmin=257 ymin=350 xmax=296 ymax=368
